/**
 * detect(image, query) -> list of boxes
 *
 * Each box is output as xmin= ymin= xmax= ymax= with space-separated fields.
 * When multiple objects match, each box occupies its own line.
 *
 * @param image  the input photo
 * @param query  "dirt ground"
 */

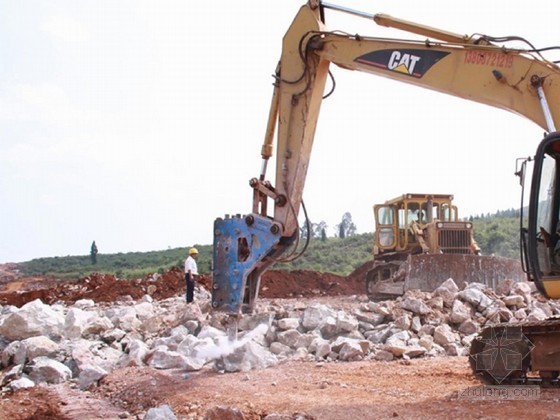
xmin=1 ymin=263 xmax=560 ymax=419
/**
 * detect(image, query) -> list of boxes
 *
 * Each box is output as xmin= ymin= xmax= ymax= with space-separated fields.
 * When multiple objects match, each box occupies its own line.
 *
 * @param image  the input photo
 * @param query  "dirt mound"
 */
xmin=0 ymin=263 xmax=371 ymax=307
xmin=260 ymin=269 xmax=365 ymax=298
xmin=0 ymin=267 xmax=204 ymax=307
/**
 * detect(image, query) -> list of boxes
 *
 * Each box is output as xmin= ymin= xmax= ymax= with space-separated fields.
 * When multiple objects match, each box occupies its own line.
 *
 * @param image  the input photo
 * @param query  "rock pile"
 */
xmin=1 ymin=277 xmax=559 ymax=412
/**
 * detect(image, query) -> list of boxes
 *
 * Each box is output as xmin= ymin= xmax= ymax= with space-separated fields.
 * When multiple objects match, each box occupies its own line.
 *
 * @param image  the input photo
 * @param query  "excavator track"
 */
xmin=469 ymin=317 xmax=560 ymax=386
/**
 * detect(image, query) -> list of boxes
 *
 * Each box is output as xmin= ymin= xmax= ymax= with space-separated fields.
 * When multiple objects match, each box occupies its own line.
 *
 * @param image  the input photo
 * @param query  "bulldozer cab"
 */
xmin=374 ymin=193 xmax=458 ymax=254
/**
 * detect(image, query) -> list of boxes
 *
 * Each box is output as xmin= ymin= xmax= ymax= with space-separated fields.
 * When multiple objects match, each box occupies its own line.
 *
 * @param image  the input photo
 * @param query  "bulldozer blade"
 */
xmin=402 ymin=254 xmax=526 ymax=292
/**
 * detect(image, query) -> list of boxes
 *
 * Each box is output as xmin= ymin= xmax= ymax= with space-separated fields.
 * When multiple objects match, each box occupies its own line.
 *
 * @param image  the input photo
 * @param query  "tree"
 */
xmin=299 ymin=220 xmax=312 ymax=239
xmin=336 ymin=212 xmax=357 ymax=238
xmin=314 ymin=221 xmax=328 ymax=239
xmin=301 ymin=220 xmax=329 ymax=240
xmin=90 ymin=241 xmax=98 ymax=265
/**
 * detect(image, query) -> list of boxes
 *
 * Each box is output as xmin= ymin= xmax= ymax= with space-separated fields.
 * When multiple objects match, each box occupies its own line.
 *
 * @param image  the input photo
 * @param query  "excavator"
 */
xmin=367 ymin=193 xmax=525 ymax=301
xmin=210 ymin=1 xmax=560 ymax=384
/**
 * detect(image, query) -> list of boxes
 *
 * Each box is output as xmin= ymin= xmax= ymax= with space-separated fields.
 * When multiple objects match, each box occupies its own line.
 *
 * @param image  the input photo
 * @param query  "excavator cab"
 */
xmin=524 ymin=131 xmax=560 ymax=299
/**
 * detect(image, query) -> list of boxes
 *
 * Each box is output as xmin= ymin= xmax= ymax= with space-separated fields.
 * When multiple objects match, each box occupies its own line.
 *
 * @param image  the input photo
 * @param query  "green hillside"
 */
xmin=18 ymin=211 xmax=521 ymax=279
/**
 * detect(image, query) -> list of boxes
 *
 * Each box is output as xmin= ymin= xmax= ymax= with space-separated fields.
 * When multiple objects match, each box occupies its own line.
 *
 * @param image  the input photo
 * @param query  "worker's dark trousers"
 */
xmin=185 ymin=274 xmax=194 ymax=303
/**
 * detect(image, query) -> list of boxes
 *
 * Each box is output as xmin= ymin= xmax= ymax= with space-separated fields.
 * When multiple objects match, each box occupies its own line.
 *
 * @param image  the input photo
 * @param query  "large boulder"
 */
xmin=0 ymin=300 xmax=65 ymax=341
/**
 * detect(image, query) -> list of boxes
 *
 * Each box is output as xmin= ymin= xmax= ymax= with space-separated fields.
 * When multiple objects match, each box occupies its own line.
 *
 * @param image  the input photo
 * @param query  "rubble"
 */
xmin=2 ymin=271 xmax=560 ymax=418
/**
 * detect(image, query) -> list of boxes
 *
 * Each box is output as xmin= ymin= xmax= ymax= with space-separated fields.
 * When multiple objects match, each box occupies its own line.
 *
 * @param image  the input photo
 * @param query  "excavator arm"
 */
xmin=212 ymin=0 xmax=560 ymax=314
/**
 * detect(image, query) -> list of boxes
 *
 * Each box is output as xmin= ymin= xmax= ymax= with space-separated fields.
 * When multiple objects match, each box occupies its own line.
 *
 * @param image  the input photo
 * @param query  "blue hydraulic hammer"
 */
xmin=212 ymin=213 xmax=282 ymax=314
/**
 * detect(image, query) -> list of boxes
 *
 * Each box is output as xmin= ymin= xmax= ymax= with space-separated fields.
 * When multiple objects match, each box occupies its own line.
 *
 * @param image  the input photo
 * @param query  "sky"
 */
xmin=1 ymin=0 xmax=559 ymax=263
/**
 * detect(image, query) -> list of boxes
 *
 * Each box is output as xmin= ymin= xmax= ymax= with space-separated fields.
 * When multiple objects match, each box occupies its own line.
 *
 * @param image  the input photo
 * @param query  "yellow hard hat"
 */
xmin=189 ymin=247 xmax=199 ymax=255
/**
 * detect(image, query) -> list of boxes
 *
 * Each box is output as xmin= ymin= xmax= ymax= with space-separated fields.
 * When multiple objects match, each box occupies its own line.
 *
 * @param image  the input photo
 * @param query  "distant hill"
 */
xmin=18 ymin=211 xmax=521 ymax=279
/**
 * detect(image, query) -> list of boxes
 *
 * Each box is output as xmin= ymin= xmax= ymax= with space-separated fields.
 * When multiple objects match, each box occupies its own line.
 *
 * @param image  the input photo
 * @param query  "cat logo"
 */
xmin=388 ymin=51 xmax=421 ymax=75
xmin=355 ymin=49 xmax=449 ymax=78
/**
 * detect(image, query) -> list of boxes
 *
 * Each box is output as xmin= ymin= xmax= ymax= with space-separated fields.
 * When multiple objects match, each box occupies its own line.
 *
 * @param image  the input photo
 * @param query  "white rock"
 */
xmin=338 ymin=341 xmax=364 ymax=361
xmin=84 ymin=316 xmax=114 ymax=337
xmin=336 ymin=311 xmax=359 ymax=333
xmin=309 ymin=338 xmax=331 ymax=360
xmin=148 ymin=346 xmax=189 ymax=370
xmin=443 ymin=343 xmax=464 ymax=356
xmin=365 ymin=326 xmax=392 ymax=344
xmin=461 ymin=333 xmax=478 ymax=347
xmin=418 ymin=324 xmax=435 ymax=337
xmin=276 ymin=329 xmax=302 ymax=349
xmin=119 ymin=339 xmax=149 ymax=367
xmin=134 ymin=302 xmax=155 ymax=321
xmin=400 ymin=298 xmax=431 ymax=315
xmin=418 ymin=335 xmax=433 ymax=350
xmin=144 ymin=404 xmax=177 ymax=420
xmin=527 ymin=307 xmax=547 ymax=321
xmin=301 ymin=304 xmax=336 ymax=331
xmin=78 ymin=364 xmax=108 ymax=390
xmin=2 ymin=341 xmax=24 ymax=367
xmin=459 ymin=288 xmax=493 ymax=311
xmin=514 ymin=308 xmax=527 ymax=320
xmin=404 ymin=345 xmax=427 ymax=358
xmin=269 ymin=342 xmax=292 ymax=355
xmin=112 ymin=307 xmax=141 ymax=332
xmin=197 ymin=325 xmax=226 ymax=340
xmin=1 ymin=364 xmax=23 ymax=385
xmin=0 ymin=299 xmax=65 ymax=340
xmin=239 ymin=313 xmax=274 ymax=331
xmin=65 ymin=308 xmax=94 ymax=339
xmin=433 ymin=324 xmax=458 ymax=346
xmin=394 ymin=313 xmax=411 ymax=330
xmin=433 ymin=278 xmax=459 ymax=307
xmin=503 ymin=295 xmax=525 ymax=308
xmin=19 ymin=336 xmax=59 ymax=362
xmin=319 ymin=316 xmax=339 ymax=339
xmin=221 ymin=341 xmax=278 ymax=372
xmin=9 ymin=377 xmax=35 ymax=391
xmin=494 ymin=279 xmax=516 ymax=296
xmin=449 ymin=300 xmax=472 ymax=324
xmin=74 ymin=299 xmax=95 ymax=309
xmin=388 ymin=330 xmax=411 ymax=343
xmin=458 ymin=319 xmax=478 ymax=336
xmin=410 ymin=316 xmax=422 ymax=333
xmin=354 ymin=311 xmax=385 ymax=327
xmin=512 ymin=282 xmax=533 ymax=305
xmin=27 ymin=356 xmax=72 ymax=384
xmin=277 ymin=318 xmax=300 ymax=330
xmin=384 ymin=339 xmax=408 ymax=357
xmin=374 ymin=350 xmax=394 ymax=361
xmin=102 ymin=328 xmax=127 ymax=344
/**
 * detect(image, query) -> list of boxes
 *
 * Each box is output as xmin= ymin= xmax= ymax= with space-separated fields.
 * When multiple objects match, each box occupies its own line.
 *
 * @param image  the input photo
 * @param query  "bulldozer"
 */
xmin=366 ymin=193 xmax=525 ymax=300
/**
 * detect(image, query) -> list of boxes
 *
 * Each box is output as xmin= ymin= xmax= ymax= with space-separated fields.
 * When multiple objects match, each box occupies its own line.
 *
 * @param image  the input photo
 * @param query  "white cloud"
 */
xmin=0 ymin=83 xmax=81 ymax=125
xmin=41 ymin=14 xmax=89 ymax=44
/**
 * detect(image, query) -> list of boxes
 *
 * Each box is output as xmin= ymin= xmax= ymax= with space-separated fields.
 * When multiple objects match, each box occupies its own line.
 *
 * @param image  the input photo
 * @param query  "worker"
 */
xmin=184 ymin=247 xmax=199 ymax=303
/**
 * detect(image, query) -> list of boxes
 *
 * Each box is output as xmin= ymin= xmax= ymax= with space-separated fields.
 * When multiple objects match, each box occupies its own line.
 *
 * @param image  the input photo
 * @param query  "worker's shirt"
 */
xmin=185 ymin=256 xmax=198 ymax=275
